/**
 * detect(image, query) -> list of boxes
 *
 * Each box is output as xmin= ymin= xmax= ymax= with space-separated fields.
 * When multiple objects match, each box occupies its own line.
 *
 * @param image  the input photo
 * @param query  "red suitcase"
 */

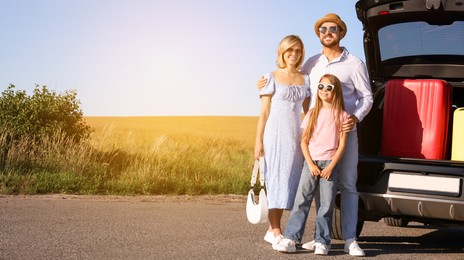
xmin=381 ymin=79 xmax=451 ymax=160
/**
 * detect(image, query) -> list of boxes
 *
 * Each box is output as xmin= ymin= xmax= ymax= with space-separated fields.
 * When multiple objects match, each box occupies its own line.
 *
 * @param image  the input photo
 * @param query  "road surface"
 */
xmin=1 ymin=195 xmax=463 ymax=259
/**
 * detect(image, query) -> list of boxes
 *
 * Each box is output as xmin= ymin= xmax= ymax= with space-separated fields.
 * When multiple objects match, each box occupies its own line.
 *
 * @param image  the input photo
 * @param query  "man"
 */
xmin=259 ymin=13 xmax=373 ymax=256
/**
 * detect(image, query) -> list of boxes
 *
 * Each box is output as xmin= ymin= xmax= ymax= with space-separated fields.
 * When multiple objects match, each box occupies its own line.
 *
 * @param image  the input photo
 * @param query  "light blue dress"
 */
xmin=260 ymin=73 xmax=310 ymax=210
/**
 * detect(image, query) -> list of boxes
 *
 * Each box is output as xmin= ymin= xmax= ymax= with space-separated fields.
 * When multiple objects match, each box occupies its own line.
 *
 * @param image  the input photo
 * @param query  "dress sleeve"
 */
xmin=259 ymin=73 xmax=275 ymax=96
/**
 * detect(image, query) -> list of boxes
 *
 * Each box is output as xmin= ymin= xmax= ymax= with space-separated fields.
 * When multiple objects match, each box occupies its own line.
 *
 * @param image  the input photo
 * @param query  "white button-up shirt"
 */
xmin=301 ymin=47 xmax=373 ymax=126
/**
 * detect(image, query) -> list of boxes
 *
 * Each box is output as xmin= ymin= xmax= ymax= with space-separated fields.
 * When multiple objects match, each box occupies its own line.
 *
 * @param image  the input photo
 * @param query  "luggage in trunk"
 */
xmin=381 ymin=79 xmax=452 ymax=160
xmin=452 ymin=107 xmax=464 ymax=161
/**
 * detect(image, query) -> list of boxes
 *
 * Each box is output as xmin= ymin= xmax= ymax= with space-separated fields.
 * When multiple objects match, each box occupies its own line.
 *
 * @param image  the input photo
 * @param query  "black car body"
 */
xmin=333 ymin=0 xmax=464 ymax=238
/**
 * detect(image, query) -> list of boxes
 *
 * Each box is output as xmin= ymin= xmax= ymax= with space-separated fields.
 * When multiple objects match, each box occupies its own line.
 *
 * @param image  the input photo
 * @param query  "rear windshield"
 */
xmin=378 ymin=21 xmax=464 ymax=61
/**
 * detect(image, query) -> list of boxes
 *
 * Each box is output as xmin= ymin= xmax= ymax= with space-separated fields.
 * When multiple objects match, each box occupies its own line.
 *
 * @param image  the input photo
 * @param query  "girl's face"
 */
xmin=318 ymin=77 xmax=335 ymax=103
xmin=283 ymin=43 xmax=302 ymax=66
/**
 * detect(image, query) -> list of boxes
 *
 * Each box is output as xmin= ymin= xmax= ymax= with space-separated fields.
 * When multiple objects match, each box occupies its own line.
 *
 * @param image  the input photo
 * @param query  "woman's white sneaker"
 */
xmin=263 ymin=231 xmax=274 ymax=244
xmin=271 ymin=235 xmax=284 ymax=251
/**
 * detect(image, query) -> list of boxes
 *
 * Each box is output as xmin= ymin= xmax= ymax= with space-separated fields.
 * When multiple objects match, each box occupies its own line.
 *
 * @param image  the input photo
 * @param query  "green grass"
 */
xmin=0 ymin=116 xmax=258 ymax=195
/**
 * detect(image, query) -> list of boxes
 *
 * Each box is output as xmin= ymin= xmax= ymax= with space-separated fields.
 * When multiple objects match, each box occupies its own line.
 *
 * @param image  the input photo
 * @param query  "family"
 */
xmin=254 ymin=13 xmax=373 ymax=256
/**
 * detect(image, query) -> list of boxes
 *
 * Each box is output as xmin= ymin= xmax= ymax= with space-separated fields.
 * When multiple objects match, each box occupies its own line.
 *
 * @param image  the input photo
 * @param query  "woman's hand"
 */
xmin=254 ymin=142 xmax=264 ymax=160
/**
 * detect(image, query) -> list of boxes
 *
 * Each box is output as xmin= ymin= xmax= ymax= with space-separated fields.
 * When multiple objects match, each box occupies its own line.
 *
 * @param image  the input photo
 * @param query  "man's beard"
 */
xmin=320 ymin=38 xmax=339 ymax=48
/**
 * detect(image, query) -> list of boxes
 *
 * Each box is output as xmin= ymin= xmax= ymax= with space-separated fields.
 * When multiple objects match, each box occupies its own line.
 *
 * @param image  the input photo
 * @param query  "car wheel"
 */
xmin=331 ymin=206 xmax=364 ymax=240
xmin=384 ymin=217 xmax=409 ymax=227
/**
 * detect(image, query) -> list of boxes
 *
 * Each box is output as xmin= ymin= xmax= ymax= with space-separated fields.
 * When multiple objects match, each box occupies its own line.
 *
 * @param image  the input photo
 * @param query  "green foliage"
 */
xmin=0 ymin=84 xmax=91 ymax=143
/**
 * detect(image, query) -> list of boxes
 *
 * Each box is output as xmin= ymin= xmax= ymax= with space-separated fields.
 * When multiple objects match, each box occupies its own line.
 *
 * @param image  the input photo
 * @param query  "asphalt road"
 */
xmin=1 ymin=194 xmax=463 ymax=259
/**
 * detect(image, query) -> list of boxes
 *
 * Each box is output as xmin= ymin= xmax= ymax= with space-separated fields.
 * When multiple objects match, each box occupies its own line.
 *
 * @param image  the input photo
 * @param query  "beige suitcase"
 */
xmin=452 ymin=107 xmax=464 ymax=161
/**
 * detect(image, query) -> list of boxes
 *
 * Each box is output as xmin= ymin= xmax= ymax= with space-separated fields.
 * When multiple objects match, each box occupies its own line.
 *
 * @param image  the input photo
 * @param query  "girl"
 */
xmin=254 ymin=35 xmax=310 ymax=250
xmin=300 ymin=73 xmax=348 ymax=255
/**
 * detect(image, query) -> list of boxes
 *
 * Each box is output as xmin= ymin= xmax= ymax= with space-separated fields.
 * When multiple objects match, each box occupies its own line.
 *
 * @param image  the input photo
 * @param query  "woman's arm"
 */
xmin=254 ymin=95 xmax=271 ymax=159
xmin=302 ymin=97 xmax=310 ymax=115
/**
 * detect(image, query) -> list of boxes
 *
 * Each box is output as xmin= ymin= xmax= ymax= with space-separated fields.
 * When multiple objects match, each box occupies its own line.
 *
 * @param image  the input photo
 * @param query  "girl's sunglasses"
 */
xmin=318 ymin=83 xmax=334 ymax=92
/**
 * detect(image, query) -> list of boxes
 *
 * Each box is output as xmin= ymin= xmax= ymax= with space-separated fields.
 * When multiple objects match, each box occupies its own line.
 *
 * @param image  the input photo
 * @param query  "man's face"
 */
xmin=318 ymin=22 xmax=342 ymax=48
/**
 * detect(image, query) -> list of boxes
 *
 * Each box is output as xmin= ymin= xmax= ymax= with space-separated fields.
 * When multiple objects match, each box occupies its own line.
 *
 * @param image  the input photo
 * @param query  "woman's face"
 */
xmin=318 ymin=77 xmax=335 ymax=103
xmin=283 ymin=43 xmax=302 ymax=67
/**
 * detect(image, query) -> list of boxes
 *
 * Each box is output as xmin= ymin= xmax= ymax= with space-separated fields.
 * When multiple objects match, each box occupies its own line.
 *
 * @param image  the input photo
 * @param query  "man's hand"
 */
xmin=342 ymin=114 xmax=359 ymax=133
xmin=257 ymin=76 xmax=268 ymax=91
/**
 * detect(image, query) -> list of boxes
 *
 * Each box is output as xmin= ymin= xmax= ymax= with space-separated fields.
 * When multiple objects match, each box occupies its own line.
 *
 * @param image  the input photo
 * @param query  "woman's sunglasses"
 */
xmin=318 ymin=83 xmax=334 ymax=92
xmin=318 ymin=26 xmax=338 ymax=34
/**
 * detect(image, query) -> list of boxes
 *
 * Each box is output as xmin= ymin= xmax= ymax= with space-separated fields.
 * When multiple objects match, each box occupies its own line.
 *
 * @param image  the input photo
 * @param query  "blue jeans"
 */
xmin=284 ymin=160 xmax=339 ymax=245
xmin=284 ymin=131 xmax=359 ymax=243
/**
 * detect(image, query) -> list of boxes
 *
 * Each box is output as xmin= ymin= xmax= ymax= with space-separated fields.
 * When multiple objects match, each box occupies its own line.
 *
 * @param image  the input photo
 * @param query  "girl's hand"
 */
xmin=308 ymin=163 xmax=320 ymax=176
xmin=320 ymin=167 xmax=333 ymax=180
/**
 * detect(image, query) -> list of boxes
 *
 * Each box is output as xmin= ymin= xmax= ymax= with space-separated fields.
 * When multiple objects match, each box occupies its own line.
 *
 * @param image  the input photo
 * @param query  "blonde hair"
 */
xmin=302 ymin=74 xmax=345 ymax=143
xmin=276 ymin=35 xmax=305 ymax=69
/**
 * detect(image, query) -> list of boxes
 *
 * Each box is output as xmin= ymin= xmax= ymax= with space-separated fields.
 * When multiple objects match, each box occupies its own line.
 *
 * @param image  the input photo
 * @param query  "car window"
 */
xmin=378 ymin=21 xmax=464 ymax=61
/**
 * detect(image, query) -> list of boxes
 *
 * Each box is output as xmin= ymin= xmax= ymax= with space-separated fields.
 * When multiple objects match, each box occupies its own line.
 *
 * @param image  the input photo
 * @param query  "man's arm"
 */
xmin=257 ymin=76 xmax=268 ymax=91
xmin=351 ymin=61 xmax=373 ymax=123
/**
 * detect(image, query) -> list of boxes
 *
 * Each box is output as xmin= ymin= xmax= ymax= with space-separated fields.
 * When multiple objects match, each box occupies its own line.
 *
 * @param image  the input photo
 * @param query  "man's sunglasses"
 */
xmin=318 ymin=83 xmax=335 ymax=92
xmin=318 ymin=26 xmax=338 ymax=34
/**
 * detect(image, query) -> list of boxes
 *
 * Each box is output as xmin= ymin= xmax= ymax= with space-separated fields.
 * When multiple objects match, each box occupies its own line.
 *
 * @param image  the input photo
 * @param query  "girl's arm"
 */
xmin=301 ymin=136 xmax=320 ymax=176
xmin=254 ymin=95 xmax=271 ymax=159
xmin=320 ymin=130 xmax=348 ymax=179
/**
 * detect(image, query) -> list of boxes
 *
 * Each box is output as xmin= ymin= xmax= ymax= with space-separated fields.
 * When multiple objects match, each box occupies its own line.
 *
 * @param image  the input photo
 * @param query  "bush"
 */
xmin=0 ymin=84 xmax=91 ymax=143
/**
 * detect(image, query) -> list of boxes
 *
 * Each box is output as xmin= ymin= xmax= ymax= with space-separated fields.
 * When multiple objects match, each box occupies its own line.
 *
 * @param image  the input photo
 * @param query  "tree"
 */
xmin=0 ymin=84 xmax=91 ymax=143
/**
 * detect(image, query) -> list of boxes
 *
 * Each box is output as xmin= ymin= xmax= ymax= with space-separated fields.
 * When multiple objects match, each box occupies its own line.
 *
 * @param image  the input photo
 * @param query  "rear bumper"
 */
xmin=359 ymin=192 xmax=464 ymax=223
xmin=356 ymin=157 xmax=464 ymax=225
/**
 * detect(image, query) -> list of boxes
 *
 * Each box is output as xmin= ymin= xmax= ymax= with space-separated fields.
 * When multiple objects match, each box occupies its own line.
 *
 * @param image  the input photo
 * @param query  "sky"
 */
xmin=0 ymin=0 xmax=365 ymax=116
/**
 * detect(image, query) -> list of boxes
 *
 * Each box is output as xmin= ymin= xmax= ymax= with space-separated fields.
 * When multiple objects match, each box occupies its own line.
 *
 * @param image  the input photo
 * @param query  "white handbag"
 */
xmin=246 ymin=157 xmax=268 ymax=224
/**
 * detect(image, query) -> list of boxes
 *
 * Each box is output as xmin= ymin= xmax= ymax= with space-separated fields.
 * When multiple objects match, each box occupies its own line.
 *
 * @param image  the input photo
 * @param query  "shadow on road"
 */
xmin=357 ymin=224 xmax=464 ymax=257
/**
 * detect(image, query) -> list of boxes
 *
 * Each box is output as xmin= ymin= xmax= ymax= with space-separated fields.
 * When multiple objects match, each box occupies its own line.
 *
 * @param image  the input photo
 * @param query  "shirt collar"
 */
xmin=318 ymin=47 xmax=349 ymax=63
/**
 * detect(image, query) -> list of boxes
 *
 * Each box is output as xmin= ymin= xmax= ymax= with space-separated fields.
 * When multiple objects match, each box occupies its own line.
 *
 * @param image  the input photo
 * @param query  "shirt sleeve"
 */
xmin=301 ymin=109 xmax=311 ymax=130
xmin=259 ymin=73 xmax=275 ymax=96
xmin=304 ymin=73 xmax=311 ymax=98
xmin=352 ymin=61 xmax=373 ymax=122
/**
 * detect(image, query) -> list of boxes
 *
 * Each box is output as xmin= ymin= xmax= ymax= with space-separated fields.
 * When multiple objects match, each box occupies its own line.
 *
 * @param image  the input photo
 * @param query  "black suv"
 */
xmin=332 ymin=0 xmax=464 ymax=239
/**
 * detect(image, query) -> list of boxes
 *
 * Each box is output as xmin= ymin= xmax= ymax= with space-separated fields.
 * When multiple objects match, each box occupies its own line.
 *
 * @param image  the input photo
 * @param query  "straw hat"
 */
xmin=314 ymin=13 xmax=347 ymax=38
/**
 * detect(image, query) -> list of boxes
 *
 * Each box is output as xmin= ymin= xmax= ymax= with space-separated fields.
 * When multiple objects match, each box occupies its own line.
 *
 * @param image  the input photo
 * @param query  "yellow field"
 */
xmin=78 ymin=116 xmax=259 ymax=194
xmin=1 ymin=116 xmax=260 ymax=195
xmin=85 ymin=116 xmax=258 ymax=148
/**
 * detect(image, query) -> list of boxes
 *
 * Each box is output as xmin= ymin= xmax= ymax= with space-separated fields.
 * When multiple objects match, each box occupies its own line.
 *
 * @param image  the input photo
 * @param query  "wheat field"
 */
xmin=83 ymin=116 xmax=258 ymax=195
xmin=0 ymin=116 xmax=259 ymax=195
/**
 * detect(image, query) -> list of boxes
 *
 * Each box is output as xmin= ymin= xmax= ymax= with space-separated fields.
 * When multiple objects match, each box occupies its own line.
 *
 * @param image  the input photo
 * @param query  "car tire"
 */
xmin=384 ymin=217 xmax=409 ymax=227
xmin=331 ymin=206 xmax=364 ymax=240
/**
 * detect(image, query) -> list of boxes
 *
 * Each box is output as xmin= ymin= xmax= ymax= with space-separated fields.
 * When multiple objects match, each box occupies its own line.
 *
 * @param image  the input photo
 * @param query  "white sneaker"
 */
xmin=274 ymin=238 xmax=296 ymax=253
xmin=302 ymin=240 xmax=331 ymax=251
xmin=271 ymin=235 xmax=284 ymax=251
xmin=263 ymin=231 xmax=274 ymax=244
xmin=344 ymin=239 xmax=365 ymax=257
xmin=314 ymin=242 xmax=329 ymax=255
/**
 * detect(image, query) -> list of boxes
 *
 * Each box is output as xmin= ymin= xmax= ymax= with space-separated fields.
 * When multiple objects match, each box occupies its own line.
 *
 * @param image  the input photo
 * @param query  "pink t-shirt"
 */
xmin=301 ymin=108 xmax=349 ymax=160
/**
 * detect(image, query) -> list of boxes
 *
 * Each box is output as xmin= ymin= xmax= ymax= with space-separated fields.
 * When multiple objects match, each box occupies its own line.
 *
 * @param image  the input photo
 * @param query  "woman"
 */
xmin=254 ymin=35 xmax=310 ymax=250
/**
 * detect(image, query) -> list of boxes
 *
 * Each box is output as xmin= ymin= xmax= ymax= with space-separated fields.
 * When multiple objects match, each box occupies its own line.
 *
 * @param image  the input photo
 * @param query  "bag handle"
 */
xmin=250 ymin=157 xmax=265 ymax=187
